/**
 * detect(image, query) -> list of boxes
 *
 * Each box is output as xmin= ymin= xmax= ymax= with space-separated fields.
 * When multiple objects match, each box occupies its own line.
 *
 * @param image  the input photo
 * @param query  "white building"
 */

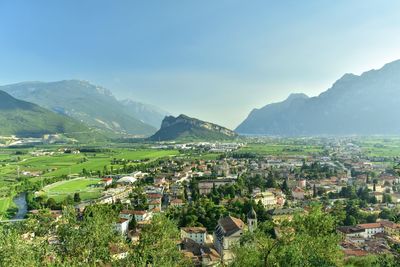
xmin=181 ymin=227 xmax=207 ymax=245
xmin=131 ymin=210 xmax=153 ymax=222
xmin=253 ymin=191 xmax=277 ymax=208
xmin=213 ymin=216 xmax=244 ymax=263
xmin=358 ymin=223 xmax=384 ymax=238
xmin=114 ymin=218 xmax=129 ymax=235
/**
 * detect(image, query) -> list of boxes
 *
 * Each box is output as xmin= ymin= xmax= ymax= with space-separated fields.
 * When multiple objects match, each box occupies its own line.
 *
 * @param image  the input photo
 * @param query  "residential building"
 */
xmin=181 ymin=227 xmax=207 ymax=244
xmin=213 ymin=216 xmax=244 ymax=263
xmin=114 ymin=218 xmax=129 ymax=235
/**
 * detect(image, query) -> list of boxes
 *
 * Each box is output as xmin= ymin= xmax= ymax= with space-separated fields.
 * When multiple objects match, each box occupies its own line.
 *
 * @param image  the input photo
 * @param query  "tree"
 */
xmin=73 ymin=193 xmax=81 ymax=203
xmin=231 ymin=206 xmax=343 ymax=266
xmin=46 ymin=198 xmax=58 ymax=209
xmin=56 ymin=205 xmax=121 ymax=265
xmin=130 ymin=214 xmax=189 ymax=266
xmin=373 ymin=179 xmax=378 ymax=192
xmin=281 ymin=179 xmax=290 ymax=195
xmin=128 ymin=216 xmax=137 ymax=230
xmin=266 ymin=172 xmax=278 ymax=188
xmin=313 ymin=184 xmax=317 ymax=198
xmin=383 ymin=193 xmax=392 ymax=204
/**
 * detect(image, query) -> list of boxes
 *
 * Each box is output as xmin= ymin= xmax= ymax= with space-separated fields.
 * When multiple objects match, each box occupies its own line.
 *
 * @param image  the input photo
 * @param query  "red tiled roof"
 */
xmin=358 ymin=223 xmax=382 ymax=229
xmin=181 ymin=227 xmax=207 ymax=234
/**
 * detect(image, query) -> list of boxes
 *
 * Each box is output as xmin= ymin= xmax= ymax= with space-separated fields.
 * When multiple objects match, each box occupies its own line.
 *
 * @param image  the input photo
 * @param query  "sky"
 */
xmin=1 ymin=1 xmax=400 ymax=129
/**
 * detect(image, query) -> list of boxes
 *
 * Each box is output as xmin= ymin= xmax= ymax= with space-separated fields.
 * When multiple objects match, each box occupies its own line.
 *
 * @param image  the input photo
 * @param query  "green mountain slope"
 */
xmin=1 ymin=80 xmax=156 ymax=136
xmin=0 ymin=90 xmax=90 ymax=137
xmin=149 ymin=114 xmax=237 ymax=141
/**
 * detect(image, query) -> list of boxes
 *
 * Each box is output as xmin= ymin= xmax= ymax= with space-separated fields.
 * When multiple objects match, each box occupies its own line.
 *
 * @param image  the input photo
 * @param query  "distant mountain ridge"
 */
xmin=149 ymin=114 xmax=237 ymax=141
xmin=120 ymin=99 xmax=170 ymax=128
xmin=1 ymin=80 xmax=163 ymax=136
xmin=236 ymin=59 xmax=400 ymax=136
xmin=0 ymin=90 xmax=89 ymax=137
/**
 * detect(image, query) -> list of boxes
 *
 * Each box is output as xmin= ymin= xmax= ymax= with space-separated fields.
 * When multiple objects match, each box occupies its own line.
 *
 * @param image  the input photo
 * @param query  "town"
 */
xmin=1 ymin=137 xmax=400 ymax=266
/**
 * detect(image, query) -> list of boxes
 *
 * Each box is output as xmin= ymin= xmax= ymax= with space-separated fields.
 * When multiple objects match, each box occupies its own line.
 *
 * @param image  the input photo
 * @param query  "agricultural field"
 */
xmin=0 ymin=145 xmax=180 ymax=210
xmin=40 ymin=177 xmax=103 ymax=202
xmin=239 ymin=143 xmax=323 ymax=156
xmin=356 ymin=137 xmax=400 ymax=158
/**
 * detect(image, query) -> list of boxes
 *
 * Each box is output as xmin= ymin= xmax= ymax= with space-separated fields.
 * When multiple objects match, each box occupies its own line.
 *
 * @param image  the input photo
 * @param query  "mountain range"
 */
xmin=149 ymin=114 xmax=237 ymax=141
xmin=1 ymin=80 xmax=168 ymax=136
xmin=0 ymin=90 xmax=89 ymax=137
xmin=236 ymin=60 xmax=400 ymax=136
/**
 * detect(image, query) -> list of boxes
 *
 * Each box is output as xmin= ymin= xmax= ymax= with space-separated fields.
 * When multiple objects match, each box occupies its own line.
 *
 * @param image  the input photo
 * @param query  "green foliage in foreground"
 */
xmin=231 ymin=206 xmax=343 ymax=267
xmin=0 ymin=205 xmax=188 ymax=267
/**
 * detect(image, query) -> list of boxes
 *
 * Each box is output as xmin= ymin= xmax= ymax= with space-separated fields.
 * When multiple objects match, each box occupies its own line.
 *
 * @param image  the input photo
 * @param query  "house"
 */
xmin=180 ymin=238 xmax=220 ymax=266
xmin=102 ymin=177 xmax=113 ymax=186
xmin=253 ymin=191 xmax=277 ymax=208
xmin=213 ymin=216 xmax=245 ymax=263
xmin=337 ymin=226 xmax=365 ymax=238
xmin=114 ymin=218 xmax=129 ymax=235
xmin=148 ymin=199 xmax=162 ymax=211
xmin=298 ymin=179 xmax=307 ymax=188
xmin=358 ymin=223 xmax=384 ymax=238
xmin=170 ymin=198 xmax=185 ymax=207
xmin=119 ymin=209 xmax=141 ymax=222
xmin=131 ymin=210 xmax=153 ymax=222
xmin=292 ymin=187 xmax=305 ymax=200
xmin=181 ymin=227 xmax=207 ymax=245
xmin=109 ymin=243 xmax=129 ymax=261
xmin=381 ymin=220 xmax=400 ymax=239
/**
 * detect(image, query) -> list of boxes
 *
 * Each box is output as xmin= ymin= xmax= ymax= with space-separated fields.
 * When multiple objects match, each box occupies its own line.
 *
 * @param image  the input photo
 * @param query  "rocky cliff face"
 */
xmin=150 ymin=114 xmax=237 ymax=141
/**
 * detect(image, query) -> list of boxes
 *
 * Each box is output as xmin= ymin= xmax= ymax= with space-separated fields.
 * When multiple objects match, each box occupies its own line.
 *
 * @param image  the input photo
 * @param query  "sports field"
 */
xmin=41 ymin=177 xmax=103 ymax=202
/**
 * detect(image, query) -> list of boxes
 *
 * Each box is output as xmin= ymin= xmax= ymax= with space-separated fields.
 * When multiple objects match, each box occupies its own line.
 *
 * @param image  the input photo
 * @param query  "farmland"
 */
xmin=0 ymin=145 xmax=180 ymax=216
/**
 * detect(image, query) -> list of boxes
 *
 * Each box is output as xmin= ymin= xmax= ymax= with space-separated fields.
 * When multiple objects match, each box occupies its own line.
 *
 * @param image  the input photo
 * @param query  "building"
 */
xmin=148 ymin=199 xmax=162 ymax=211
xmin=247 ymin=207 xmax=257 ymax=232
xmin=181 ymin=227 xmax=207 ymax=244
xmin=358 ymin=223 xmax=384 ymax=238
xmin=198 ymin=179 xmax=236 ymax=195
xmin=213 ymin=216 xmax=245 ymax=263
xmin=114 ymin=218 xmax=129 ymax=235
xmin=170 ymin=198 xmax=185 ymax=207
xmin=102 ymin=177 xmax=113 ymax=186
xmin=131 ymin=210 xmax=153 ymax=222
xmin=253 ymin=191 xmax=277 ymax=208
xmin=337 ymin=226 xmax=365 ymax=238
xmin=292 ymin=187 xmax=305 ymax=200
xmin=180 ymin=238 xmax=220 ymax=266
xmin=381 ymin=221 xmax=400 ymax=240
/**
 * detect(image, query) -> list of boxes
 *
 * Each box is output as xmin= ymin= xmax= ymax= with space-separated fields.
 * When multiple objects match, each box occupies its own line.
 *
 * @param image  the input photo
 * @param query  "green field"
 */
xmin=0 ymin=197 xmax=11 ymax=218
xmin=41 ymin=177 xmax=103 ymax=202
xmin=0 ymin=146 xmax=179 ymax=208
xmin=356 ymin=137 xmax=400 ymax=158
xmin=239 ymin=143 xmax=323 ymax=156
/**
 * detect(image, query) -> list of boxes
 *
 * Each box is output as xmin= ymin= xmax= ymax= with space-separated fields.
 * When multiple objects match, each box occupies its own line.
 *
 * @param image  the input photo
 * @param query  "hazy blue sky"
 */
xmin=1 ymin=1 xmax=400 ymax=128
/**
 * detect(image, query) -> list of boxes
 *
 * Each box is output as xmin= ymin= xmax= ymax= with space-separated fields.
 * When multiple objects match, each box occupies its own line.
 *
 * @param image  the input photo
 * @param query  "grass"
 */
xmin=0 ymin=146 xmax=180 ymax=204
xmin=239 ymin=143 xmax=323 ymax=156
xmin=41 ymin=177 xmax=103 ymax=202
xmin=0 ymin=197 xmax=11 ymax=218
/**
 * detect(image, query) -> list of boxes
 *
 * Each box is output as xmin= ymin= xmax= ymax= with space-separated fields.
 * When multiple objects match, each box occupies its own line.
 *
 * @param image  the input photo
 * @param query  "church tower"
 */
xmin=247 ymin=206 xmax=257 ymax=232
